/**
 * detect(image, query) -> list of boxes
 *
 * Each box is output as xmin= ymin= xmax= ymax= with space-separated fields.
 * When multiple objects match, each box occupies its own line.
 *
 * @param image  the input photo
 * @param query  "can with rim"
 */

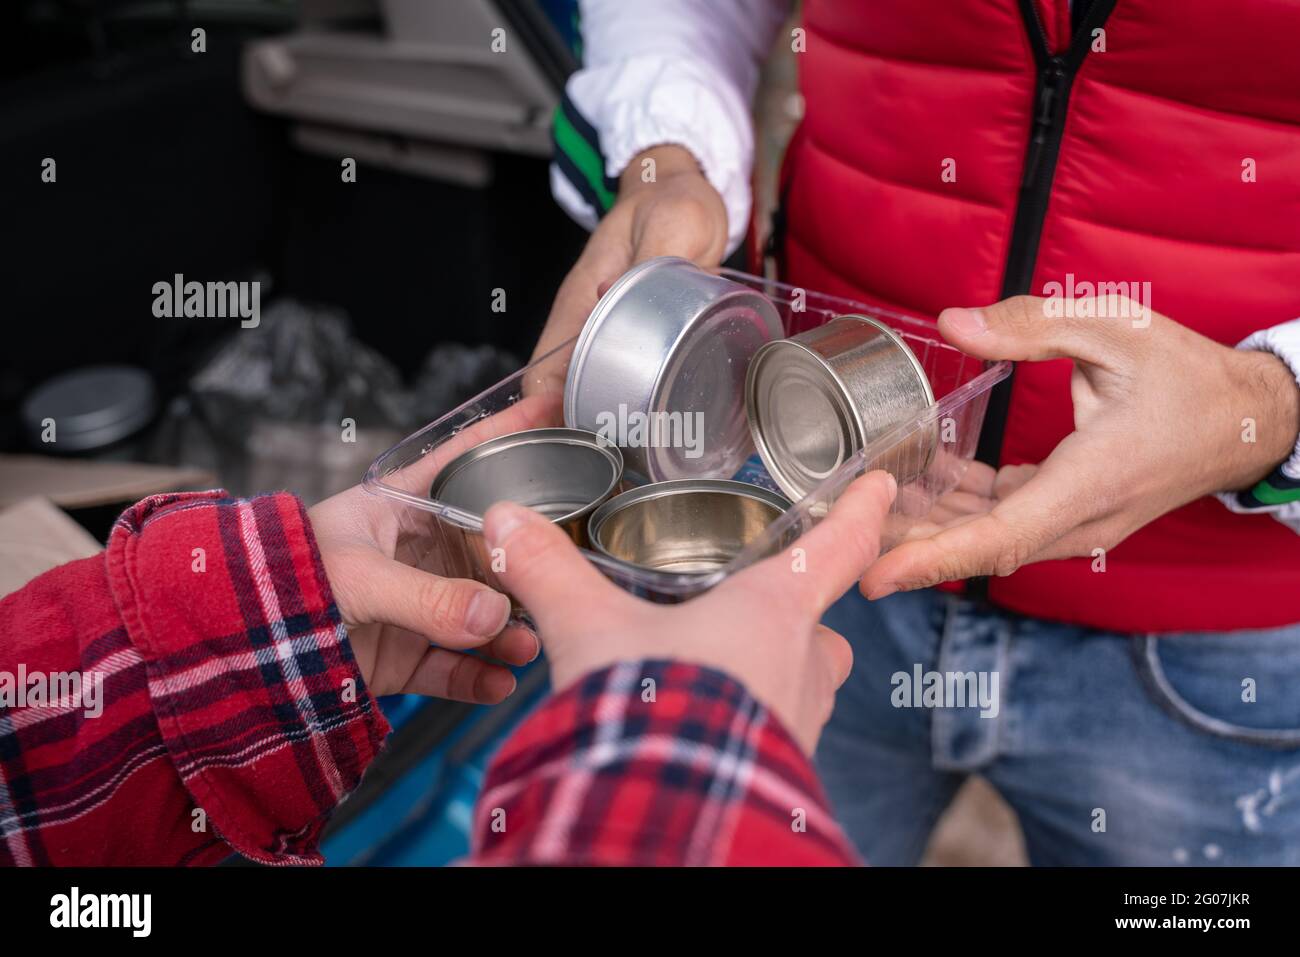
xmin=745 ymin=314 xmax=936 ymax=502
xmin=564 ymin=257 xmax=783 ymax=483
xmin=430 ymin=426 xmax=624 ymax=554
xmin=587 ymin=478 xmax=791 ymax=577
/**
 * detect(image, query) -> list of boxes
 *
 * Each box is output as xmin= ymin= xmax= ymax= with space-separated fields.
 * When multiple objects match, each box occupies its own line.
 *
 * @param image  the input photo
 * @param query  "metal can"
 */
xmin=745 ymin=314 xmax=936 ymax=501
xmin=587 ymin=479 xmax=791 ymax=577
xmin=564 ymin=257 xmax=783 ymax=483
xmin=430 ymin=428 xmax=624 ymax=582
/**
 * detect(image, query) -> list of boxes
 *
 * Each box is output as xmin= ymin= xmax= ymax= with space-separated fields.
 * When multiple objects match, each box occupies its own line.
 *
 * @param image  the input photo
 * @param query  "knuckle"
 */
xmin=494 ymin=518 xmax=545 ymax=567
xmin=991 ymin=536 xmax=1032 ymax=578
xmin=421 ymin=577 xmax=474 ymax=634
xmin=990 ymin=551 xmax=1020 ymax=578
xmin=516 ymin=523 xmax=568 ymax=570
xmin=1004 ymin=295 xmax=1042 ymax=330
xmin=993 ymin=463 xmax=1036 ymax=497
xmin=446 ymin=652 xmax=477 ymax=699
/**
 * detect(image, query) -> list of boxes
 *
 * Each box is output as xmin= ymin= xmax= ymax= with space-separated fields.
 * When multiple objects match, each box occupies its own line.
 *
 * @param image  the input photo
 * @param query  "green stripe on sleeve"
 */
xmin=1249 ymin=478 xmax=1300 ymax=506
xmin=553 ymin=105 xmax=616 ymax=212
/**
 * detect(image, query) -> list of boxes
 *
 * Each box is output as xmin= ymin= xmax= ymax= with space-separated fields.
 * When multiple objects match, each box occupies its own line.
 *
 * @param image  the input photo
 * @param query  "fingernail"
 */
xmin=484 ymin=502 xmax=526 ymax=550
xmin=885 ymin=473 xmax=898 ymax=500
xmin=528 ymin=632 xmax=542 ymax=663
xmin=866 ymin=583 xmax=898 ymax=600
xmin=467 ymin=591 xmax=510 ymax=637
xmin=942 ymin=308 xmax=987 ymax=338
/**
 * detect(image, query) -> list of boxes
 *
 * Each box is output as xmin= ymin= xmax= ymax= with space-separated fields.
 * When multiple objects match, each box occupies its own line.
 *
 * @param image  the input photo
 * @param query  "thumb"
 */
xmin=483 ymin=502 xmax=626 ymax=632
xmin=938 ymin=296 xmax=1133 ymax=368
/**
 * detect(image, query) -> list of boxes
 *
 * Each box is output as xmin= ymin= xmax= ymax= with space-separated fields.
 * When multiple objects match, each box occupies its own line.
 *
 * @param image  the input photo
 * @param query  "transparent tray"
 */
xmin=363 ymin=270 xmax=1011 ymax=602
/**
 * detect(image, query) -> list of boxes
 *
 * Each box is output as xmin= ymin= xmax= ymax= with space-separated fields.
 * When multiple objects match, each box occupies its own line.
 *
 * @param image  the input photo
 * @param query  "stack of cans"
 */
xmin=429 ymin=258 xmax=935 ymax=598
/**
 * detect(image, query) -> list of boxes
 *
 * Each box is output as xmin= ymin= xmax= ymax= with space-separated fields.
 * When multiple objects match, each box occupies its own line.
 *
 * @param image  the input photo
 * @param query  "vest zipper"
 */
xmin=976 ymin=0 xmax=1118 ymax=466
xmin=964 ymin=0 xmax=1117 ymax=600
xmin=1004 ymin=55 xmax=1067 ymax=293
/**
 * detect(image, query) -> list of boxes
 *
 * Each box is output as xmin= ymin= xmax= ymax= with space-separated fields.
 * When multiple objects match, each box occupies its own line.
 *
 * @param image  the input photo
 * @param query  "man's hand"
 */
xmin=483 ymin=471 xmax=898 ymax=755
xmin=531 ymin=145 xmax=729 ymax=378
xmin=861 ymin=295 xmax=1300 ymax=598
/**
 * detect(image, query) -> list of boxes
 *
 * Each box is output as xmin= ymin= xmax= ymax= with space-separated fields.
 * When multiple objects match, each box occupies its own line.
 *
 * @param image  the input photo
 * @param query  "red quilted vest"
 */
xmin=775 ymin=0 xmax=1300 ymax=632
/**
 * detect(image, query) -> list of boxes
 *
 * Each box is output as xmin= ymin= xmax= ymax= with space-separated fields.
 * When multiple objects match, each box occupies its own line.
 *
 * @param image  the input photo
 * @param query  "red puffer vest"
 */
xmin=774 ymin=0 xmax=1300 ymax=632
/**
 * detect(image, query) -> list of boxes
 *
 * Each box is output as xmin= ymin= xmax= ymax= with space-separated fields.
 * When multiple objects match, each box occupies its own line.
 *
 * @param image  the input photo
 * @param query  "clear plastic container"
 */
xmin=363 ymin=270 xmax=1011 ymax=602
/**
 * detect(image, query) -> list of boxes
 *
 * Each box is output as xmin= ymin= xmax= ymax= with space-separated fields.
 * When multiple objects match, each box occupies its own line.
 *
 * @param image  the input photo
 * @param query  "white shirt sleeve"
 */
xmin=551 ymin=0 xmax=791 ymax=256
xmin=1215 ymin=316 xmax=1300 ymax=533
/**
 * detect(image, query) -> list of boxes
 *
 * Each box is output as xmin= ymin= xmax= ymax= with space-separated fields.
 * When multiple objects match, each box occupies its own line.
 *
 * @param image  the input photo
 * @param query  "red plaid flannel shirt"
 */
xmin=0 ymin=491 xmax=390 ymax=865
xmin=471 ymin=660 xmax=860 ymax=866
xmin=0 ymin=491 xmax=856 ymax=867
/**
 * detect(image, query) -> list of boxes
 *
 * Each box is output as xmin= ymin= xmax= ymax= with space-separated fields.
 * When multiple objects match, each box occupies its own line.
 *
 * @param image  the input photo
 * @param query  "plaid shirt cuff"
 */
xmin=106 ymin=491 xmax=390 ymax=865
xmin=470 ymin=660 xmax=859 ymax=866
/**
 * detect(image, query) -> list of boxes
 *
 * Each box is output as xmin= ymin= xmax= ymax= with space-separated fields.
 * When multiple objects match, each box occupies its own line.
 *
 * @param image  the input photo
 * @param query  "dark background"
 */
xmin=0 ymin=3 xmax=589 ymax=453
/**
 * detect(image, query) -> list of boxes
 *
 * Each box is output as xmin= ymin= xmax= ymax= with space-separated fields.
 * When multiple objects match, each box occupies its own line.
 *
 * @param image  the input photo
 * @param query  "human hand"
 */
xmin=531 ymin=145 xmax=729 ymax=382
xmin=482 ymin=471 xmax=898 ymax=754
xmin=307 ymin=397 xmax=563 ymax=703
xmin=861 ymin=295 xmax=1300 ymax=598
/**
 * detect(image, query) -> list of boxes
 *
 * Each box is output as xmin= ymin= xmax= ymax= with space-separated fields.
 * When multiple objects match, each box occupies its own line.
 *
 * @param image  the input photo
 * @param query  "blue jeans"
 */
xmin=816 ymin=589 xmax=1300 ymax=865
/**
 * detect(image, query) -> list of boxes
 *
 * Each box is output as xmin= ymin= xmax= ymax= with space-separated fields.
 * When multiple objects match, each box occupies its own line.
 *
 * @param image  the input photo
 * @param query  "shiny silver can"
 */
xmin=429 ymin=429 xmax=624 ymax=604
xmin=745 ymin=314 xmax=936 ymax=501
xmin=430 ymin=427 xmax=623 ymax=544
xmin=564 ymin=257 xmax=783 ymax=483
xmin=587 ymin=479 xmax=791 ymax=578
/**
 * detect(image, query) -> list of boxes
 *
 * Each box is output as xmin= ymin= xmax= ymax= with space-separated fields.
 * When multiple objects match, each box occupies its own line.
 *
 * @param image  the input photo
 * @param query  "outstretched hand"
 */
xmin=862 ymin=295 xmax=1300 ymax=598
xmin=483 ymin=471 xmax=898 ymax=754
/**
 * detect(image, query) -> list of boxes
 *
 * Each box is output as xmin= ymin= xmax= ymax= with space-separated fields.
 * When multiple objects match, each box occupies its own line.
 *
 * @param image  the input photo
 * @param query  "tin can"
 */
xmin=564 ymin=257 xmax=783 ymax=483
xmin=429 ymin=429 xmax=624 ymax=609
xmin=745 ymin=314 xmax=936 ymax=501
xmin=588 ymin=479 xmax=791 ymax=577
xmin=430 ymin=427 xmax=623 ymax=543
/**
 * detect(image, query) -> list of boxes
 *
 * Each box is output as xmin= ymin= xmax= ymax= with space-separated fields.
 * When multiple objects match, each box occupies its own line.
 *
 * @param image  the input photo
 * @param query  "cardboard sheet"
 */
xmin=0 ymin=497 xmax=105 ymax=597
